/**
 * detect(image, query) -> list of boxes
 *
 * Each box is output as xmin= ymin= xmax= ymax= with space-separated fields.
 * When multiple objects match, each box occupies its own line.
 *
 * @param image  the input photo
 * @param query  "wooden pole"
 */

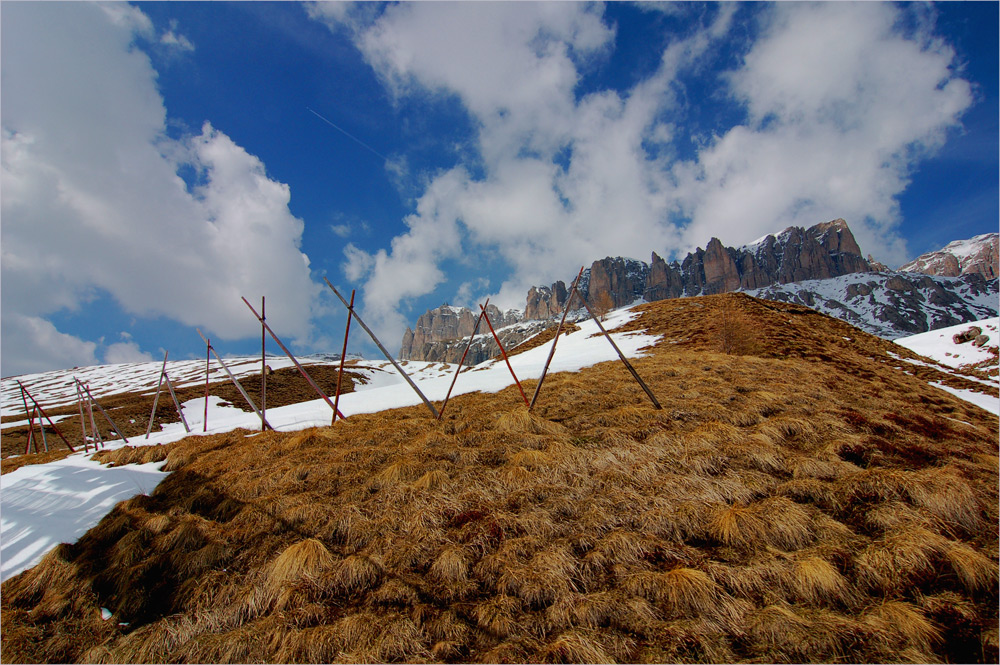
xmin=480 ymin=303 xmax=530 ymax=407
xmin=438 ymin=299 xmax=488 ymax=420
xmin=333 ymin=290 xmax=355 ymax=425
xmin=323 ymin=278 xmax=439 ymax=419
xmin=570 ymin=291 xmax=662 ymax=409
xmin=203 ymin=338 xmax=211 ymax=432
xmin=529 ymin=266 xmax=585 ymax=411
xmin=241 ymin=297 xmax=346 ymax=420
xmin=163 ymin=371 xmax=191 ymax=433
xmin=86 ymin=385 xmax=103 ymax=448
xmin=17 ymin=380 xmax=75 ymax=453
xmin=37 ymin=405 xmax=49 ymax=452
xmin=76 ymin=381 xmax=90 ymax=452
xmin=77 ymin=380 xmax=131 ymax=442
xmin=261 ymin=296 xmax=267 ymax=428
xmin=19 ymin=385 xmax=35 ymax=455
xmin=145 ymin=351 xmax=169 ymax=439
xmin=196 ymin=328 xmax=273 ymax=430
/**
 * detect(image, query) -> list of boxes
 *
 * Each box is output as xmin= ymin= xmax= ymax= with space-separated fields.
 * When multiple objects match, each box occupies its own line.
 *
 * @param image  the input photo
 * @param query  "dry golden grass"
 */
xmin=3 ymin=293 xmax=997 ymax=664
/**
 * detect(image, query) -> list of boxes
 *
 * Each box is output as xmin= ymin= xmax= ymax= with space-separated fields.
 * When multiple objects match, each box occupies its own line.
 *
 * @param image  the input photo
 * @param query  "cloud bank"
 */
xmin=1 ymin=3 xmax=318 ymax=375
xmin=311 ymin=2 xmax=972 ymax=342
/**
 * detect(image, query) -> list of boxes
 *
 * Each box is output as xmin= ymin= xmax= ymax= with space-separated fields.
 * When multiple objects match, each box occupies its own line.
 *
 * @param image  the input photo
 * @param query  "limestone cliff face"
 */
xmin=524 ymin=281 xmax=568 ymax=320
xmin=656 ymin=218 xmax=873 ymax=297
xmin=899 ymin=233 xmax=999 ymax=281
xmin=400 ymin=304 xmax=521 ymax=360
xmin=581 ymin=257 xmax=649 ymax=310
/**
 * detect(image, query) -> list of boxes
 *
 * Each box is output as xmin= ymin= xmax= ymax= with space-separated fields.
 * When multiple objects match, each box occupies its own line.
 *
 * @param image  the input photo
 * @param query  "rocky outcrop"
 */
xmin=582 ymin=257 xmax=649 ymax=309
xmin=899 ymin=233 xmax=999 ymax=280
xmin=525 ymin=281 xmax=568 ymax=320
xmin=401 ymin=304 xmax=521 ymax=360
xmin=655 ymin=218 xmax=873 ymax=298
xmin=644 ymin=252 xmax=684 ymax=302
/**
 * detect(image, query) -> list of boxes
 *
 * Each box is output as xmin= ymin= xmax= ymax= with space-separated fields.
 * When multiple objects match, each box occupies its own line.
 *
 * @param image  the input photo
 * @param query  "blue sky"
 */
xmin=2 ymin=1 xmax=997 ymax=377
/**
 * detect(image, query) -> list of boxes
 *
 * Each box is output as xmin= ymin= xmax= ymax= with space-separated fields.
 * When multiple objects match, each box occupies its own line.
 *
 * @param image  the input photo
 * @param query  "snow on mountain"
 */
xmin=898 ymin=232 xmax=998 ymax=279
xmin=894 ymin=317 xmax=998 ymax=373
xmin=1 ymin=307 xmax=659 ymax=581
xmin=745 ymin=271 xmax=998 ymax=339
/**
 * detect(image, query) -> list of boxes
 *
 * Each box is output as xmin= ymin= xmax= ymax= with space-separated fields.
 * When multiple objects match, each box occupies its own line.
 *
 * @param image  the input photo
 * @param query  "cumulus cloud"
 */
xmin=309 ymin=2 xmax=973 ymax=345
xmin=1 ymin=314 xmax=99 ymax=377
xmin=673 ymin=2 xmax=972 ymax=264
xmin=1 ymin=3 xmax=318 ymax=374
xmin=103 ymin=335 xmax=155 ymax=365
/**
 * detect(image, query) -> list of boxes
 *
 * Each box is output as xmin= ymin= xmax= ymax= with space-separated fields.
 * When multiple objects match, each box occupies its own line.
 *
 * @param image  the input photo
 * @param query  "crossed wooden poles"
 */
xmin=15 ymin=271 xmax=658 ymax=457
xmin=323 ymin=273 xmax=661 ymax=420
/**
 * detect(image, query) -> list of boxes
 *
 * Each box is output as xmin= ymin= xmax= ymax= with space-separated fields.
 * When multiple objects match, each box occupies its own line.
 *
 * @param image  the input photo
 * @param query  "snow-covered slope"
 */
xmin=746 ymin=271 xmax=997 ymax=339
xmin=894 ymin=317 xmax=998 ymax=373
xmin=1 ymin=307 xmax=659 ymax=581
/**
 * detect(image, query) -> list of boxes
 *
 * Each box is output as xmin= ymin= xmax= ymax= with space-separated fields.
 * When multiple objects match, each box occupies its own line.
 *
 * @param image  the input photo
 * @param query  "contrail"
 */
xmin=307 ymin=107 xmax=390 ymax=162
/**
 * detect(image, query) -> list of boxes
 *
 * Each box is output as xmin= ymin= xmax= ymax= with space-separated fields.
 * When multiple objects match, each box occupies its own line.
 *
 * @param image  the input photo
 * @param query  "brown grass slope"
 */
xmin=2 ymin=294 xmax=997 ymax=663
xmin=1 ymin=366 xmax=367 ymax=463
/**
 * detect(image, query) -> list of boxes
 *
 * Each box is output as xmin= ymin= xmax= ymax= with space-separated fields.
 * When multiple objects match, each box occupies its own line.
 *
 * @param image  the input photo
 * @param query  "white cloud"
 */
xmin=1 ymin=3 xmax=319 ymax=372
xmin=342 ymin=242 xmax=375 ymax=282
xmin=674 ymin=2 xmax=972 ymax=264
xmin=1 ymin=314 xmax=99 ymax=378
xmin=103 ymin=338 xmax=155 ymax=365
xmin=310 ymin=1 xmax=973 ymax=348
xmin=160 ymin=27 xmax=195 ymax=53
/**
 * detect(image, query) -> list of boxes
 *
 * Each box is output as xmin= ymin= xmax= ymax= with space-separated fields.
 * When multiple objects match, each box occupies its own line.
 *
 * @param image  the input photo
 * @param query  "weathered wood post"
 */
xmin=261 ymin=296 xmax=267 ymax=428
xmin=480 ymin=303 xmax=530 ymax=407
xmin=203 ymin=338 xmax=211 ymax=432
xmin=529 ymin=266 xmax=585 ymax=411
xmin=241 ymin=297 xmax=346 ymax=421
xmin=145 ymin=351 xmax=169 ymax=439
xmin=438 ymin=298 xmax=488 ymax=420
xmin=197 ymin=328 xmax=273 ymax=430
xmin=324 ymin=278 xmax=439 ymax=419
xmin=333 ymin=290 xmax=355 ymax=425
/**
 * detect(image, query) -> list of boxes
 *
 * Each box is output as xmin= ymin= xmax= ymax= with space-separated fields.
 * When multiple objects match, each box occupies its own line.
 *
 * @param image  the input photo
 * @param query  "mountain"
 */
xmin=899 ymin=232 xmax=998 ymax=280
xmin=745 ymin=271 xmax=998 ymax=338
xmin=400 ymin=304 xmax=521 ymax=362
xmin=400 ymin=220 xmax=999 ymax=359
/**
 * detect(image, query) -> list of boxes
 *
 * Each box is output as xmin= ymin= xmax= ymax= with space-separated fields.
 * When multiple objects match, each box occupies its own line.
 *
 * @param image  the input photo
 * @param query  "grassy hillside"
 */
xmin=2 ymin=294 xmax=997 ymax=663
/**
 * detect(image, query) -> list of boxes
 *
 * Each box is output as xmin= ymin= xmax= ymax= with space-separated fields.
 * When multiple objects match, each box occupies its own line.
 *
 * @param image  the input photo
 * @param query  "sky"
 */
xmin=2 ymin=1 xmax=997 ymax=377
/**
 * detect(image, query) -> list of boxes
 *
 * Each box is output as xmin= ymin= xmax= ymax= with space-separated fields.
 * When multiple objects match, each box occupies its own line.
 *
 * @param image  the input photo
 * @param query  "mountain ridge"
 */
xmin=402 ymin=220 xmax=999 ymax=360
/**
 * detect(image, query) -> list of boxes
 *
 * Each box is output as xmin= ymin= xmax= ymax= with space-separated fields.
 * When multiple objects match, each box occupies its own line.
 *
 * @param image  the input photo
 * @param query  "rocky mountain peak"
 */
xmin=899 ymin=233 xmax=998 ymax=280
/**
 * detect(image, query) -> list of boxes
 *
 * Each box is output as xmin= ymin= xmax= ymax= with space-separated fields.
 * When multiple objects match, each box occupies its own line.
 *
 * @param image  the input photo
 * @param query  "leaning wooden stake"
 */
xmin=333 ymin=290 xmax=355 ymax=425
xmin=77 ymin=380 xmax=131 ymax=442
xmin=86 ymin=385 xmax=103 ymax=449
xmin=324 ymin=278 xmax=439 ymax=419
xmin=438 ymin=299 xmax=488 ymax=420
xmin=18 ymin=380 xmax=75 ymax=453
xmin=203 ymin=338 xmax=211 ymax=432
xmin=241 ymin=297 xmax=346 ymax=421
xmin=36 ymin=405 xmax=49 ymax=452
xmin=571 ymin=291 xmax=662 ymax=409
xmin=145 ymin=351 xmax=169 ymax=439
xmin=163 ymin=371 xmax=191 ymax=433
xmin=261 ymin=296 xmax=267 ymax=427
xmin=19 ymin=385 xmax=35 ymax=455
xmin=197 ymin=329 xmax=273 ymax=430
xmin=529 ymin=266 xmax=585 ymax=411
xmin=76 ymin=381 xmax=90 ymax=452
xmin=480 ymin=302 xmax=530 ymax=407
